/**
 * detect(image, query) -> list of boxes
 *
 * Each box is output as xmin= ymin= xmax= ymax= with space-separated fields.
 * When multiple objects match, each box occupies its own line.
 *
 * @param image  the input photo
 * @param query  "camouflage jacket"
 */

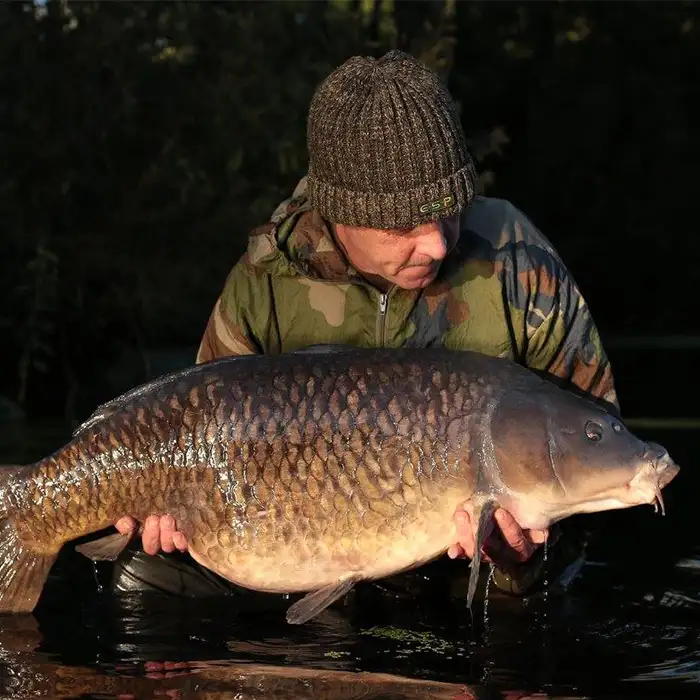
xmin=196 ymin=176 xmax=619 ymax=413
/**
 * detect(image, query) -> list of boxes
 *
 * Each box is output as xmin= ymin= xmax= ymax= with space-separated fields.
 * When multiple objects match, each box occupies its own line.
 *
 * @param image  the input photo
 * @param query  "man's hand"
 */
xmin=447 ymin=504 xmax=548 ymax=568
xmin=116 ymin=506 xmax=541 ymax=566
xmin=115 ymin=515 xmax=189 ymax=556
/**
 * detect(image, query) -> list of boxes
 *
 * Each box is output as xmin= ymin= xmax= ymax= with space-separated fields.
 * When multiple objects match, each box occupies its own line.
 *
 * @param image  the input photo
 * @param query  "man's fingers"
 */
xmin=447 ymin=543 xmax=466 ymax=559
xmin=117 ymin=514 xmax=188 ymax=556
xmin=115 ymin=516 xmax=137 ymax=536
xmin=450 ymin=505 xmax=500 ymax=562
xmin=172 ymin=531 xmax=189 ymax=552
xmin=449 ymin=505 xmax=547 ymax=566
xmin=527 ymin=528 xmax=549 ymax=545
xmin=159 ymin=515 xmax=176 ymax=554
xmin=494 ymin=509 xmax=533 ymax=562
xmin=452 ymin=510 xmax=475 ymax=559
xmin=142 ymin=515 xmax=161 ymax=555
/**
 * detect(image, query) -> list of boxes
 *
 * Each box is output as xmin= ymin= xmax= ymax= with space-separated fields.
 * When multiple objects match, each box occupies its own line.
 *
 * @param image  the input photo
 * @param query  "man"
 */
xmin=110 ymin=50 xmax=619 ymax=601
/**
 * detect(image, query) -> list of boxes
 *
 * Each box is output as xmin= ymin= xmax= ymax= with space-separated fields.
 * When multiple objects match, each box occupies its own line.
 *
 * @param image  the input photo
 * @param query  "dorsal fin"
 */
xmin=72 ymin=355 xmax=260 ymax=438
xmin=73 ymin=365 xmax=203 ymax=437
xmin=73 ymin=347 xmax=357 ymax=438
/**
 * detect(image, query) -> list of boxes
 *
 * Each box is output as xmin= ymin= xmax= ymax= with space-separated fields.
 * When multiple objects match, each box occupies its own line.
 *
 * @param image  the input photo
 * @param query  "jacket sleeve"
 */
xmin=195 ymin=261 xmax=268 ymax=364
xmin=522 ymin=250 xmax=620 ymax=416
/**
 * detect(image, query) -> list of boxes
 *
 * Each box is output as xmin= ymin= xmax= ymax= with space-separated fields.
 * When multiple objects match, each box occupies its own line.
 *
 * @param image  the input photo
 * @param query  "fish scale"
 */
xmin=0 ymin=345 xmax=680 ymax=621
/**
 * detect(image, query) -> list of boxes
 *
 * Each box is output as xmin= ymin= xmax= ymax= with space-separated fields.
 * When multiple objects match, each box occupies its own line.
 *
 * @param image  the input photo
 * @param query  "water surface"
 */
xmin=0 ymin=420 xmax=697 ymax=700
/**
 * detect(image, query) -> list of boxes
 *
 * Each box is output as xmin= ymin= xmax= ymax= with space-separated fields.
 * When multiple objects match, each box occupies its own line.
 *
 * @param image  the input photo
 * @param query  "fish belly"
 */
xmin=183 ymin=496 xmax=461 ymax=594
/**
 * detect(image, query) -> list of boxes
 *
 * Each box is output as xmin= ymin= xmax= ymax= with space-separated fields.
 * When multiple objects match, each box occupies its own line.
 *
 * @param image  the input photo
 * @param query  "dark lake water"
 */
xmin=0 ymin=419 xmax=697 ymax=700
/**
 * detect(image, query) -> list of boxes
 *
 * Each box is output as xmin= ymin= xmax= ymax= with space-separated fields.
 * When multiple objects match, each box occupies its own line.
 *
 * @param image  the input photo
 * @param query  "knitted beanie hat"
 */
xmin=306 ymin=50 xmax=477 ymax=230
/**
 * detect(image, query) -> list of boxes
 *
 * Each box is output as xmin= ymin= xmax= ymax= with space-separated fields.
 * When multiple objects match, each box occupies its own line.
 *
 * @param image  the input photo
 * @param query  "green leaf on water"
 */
xmin=359 ymin=626 xmax=457 ymax=657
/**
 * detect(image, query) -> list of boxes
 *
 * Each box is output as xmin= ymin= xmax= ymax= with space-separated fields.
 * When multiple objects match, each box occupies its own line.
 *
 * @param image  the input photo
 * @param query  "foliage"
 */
xmin=1 ymin=0 xmax=698 ymax=418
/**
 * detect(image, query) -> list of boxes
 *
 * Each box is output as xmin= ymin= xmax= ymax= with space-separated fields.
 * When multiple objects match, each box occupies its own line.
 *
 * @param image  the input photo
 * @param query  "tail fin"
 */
xmin=0 ymin=465 xmax=57 ymax=613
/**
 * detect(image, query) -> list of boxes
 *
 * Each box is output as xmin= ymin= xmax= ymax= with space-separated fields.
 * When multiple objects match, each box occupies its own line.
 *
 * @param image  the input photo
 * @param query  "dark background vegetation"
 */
xmin=1 ymin=0 xmax=697 ymax=422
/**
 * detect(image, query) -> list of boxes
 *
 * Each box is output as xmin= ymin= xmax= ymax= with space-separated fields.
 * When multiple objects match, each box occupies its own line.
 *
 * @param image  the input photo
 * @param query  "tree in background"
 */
xmin=1 ymin=0 xmax=698 ymax=420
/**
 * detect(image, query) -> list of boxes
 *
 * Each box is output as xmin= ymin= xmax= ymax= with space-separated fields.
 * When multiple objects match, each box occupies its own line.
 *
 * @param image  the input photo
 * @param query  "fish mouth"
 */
xmin=622 ymin=447 xmax=680 ymax=516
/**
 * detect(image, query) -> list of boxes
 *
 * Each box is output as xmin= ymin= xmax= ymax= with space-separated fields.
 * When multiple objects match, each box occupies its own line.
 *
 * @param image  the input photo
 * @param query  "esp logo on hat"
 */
xmin=419 ymin=194 xmax=455 ymax=215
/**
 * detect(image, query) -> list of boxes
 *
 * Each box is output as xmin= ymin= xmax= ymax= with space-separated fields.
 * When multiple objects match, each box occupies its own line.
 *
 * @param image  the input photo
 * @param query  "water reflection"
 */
xmin=0 ymin=612 xmax=593 ymax=700
xmin=1 ymin=559 xmax=696 ymax=700
xmin=0 ymin=614 xmax=516 ymax=700
xmin=2 ymin=656 xmax=478 ymax=700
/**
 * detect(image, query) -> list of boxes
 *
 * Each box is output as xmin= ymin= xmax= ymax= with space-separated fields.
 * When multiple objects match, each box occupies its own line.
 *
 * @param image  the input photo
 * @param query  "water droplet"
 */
xmin=92 ymin=561 xmax=103 ymax=593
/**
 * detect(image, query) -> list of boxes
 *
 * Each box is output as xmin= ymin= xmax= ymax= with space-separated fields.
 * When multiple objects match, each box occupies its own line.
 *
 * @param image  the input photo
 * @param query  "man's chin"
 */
xmin=395 ymin=267 xmax=439 ymax=289
xmin=397 ymin=272 xmax=437 ymax=289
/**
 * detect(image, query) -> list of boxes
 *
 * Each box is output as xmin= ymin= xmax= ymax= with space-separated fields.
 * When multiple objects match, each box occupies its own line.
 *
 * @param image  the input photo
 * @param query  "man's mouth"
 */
xmin=403 ymin=262 xmax=436 ymax=271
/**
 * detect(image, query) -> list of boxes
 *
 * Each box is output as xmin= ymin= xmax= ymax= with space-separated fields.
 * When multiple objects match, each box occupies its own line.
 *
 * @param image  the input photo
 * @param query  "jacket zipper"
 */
xmin=378 ymin=291 xmax=389 ymax=346
xmin=288 ymin=257 xmax=394 ymax=348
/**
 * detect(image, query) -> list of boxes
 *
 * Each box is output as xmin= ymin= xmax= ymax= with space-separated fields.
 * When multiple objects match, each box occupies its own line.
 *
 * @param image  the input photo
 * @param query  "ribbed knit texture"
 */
xmin=306 ymin=50 xmax=477 ymax=230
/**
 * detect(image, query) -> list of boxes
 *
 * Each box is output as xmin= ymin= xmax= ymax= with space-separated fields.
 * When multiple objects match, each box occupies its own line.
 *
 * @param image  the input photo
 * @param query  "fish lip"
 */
xmin=639 ymin=443 xmax=681 ymax=490
xmin=621 ymin=455 xmax=680 ymax=515
xmin=657 ymin=461 xmax=680 ymax=489
xmin=644 ymin=443 xmax=680 ymax=488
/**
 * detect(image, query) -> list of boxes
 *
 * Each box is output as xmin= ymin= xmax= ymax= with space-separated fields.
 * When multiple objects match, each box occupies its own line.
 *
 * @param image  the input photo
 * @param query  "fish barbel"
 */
xmin=0 ymin=345 xmax=680 ymax=623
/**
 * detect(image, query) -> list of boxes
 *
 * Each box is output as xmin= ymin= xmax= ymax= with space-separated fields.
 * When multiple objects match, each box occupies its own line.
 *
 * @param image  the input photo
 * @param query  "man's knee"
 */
xmin=492 ymin=520 xmax=590 ymax=597
xmin=109 ymin=544 xmax=241 ymax=597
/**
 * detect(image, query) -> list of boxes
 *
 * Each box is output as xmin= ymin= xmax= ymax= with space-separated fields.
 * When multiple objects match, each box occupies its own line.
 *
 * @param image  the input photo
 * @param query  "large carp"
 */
xmin=0 ymin=346 xmax=679 ymax=623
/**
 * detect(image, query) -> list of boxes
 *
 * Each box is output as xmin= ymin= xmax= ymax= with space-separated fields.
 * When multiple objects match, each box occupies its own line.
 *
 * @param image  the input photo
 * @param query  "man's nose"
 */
xmin=416 ymin=227 xmax=448 ymax=261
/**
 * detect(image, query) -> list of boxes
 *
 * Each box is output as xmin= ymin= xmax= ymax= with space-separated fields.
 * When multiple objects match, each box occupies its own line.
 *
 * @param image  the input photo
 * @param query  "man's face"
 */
xmin=334 ymin=214 xmax=460 ymax=290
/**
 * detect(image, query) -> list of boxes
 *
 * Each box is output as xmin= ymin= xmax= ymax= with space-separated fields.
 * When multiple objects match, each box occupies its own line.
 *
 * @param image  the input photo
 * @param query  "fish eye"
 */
xmin=585 ymin=420 xmax=603 ymax=442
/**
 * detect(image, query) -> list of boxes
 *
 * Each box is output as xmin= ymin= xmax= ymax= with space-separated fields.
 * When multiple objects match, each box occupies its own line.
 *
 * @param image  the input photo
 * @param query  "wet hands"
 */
xmin=115 ymin=506 xmax=545 ymax=568
xmin=447 ymin=504 xmax=548 ymax=568
xmin=114 ymin=515 xmax=188 ymax=556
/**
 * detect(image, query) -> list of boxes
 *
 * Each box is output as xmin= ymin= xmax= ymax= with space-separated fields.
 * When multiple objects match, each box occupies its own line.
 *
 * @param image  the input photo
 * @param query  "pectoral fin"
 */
xmin=466 ymin=499 xmax=497 ymax=609
xmin=286 ymin=574 xmax=361 ymax=625
xmin=75 ymin=532 xmax=132 ymax=561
